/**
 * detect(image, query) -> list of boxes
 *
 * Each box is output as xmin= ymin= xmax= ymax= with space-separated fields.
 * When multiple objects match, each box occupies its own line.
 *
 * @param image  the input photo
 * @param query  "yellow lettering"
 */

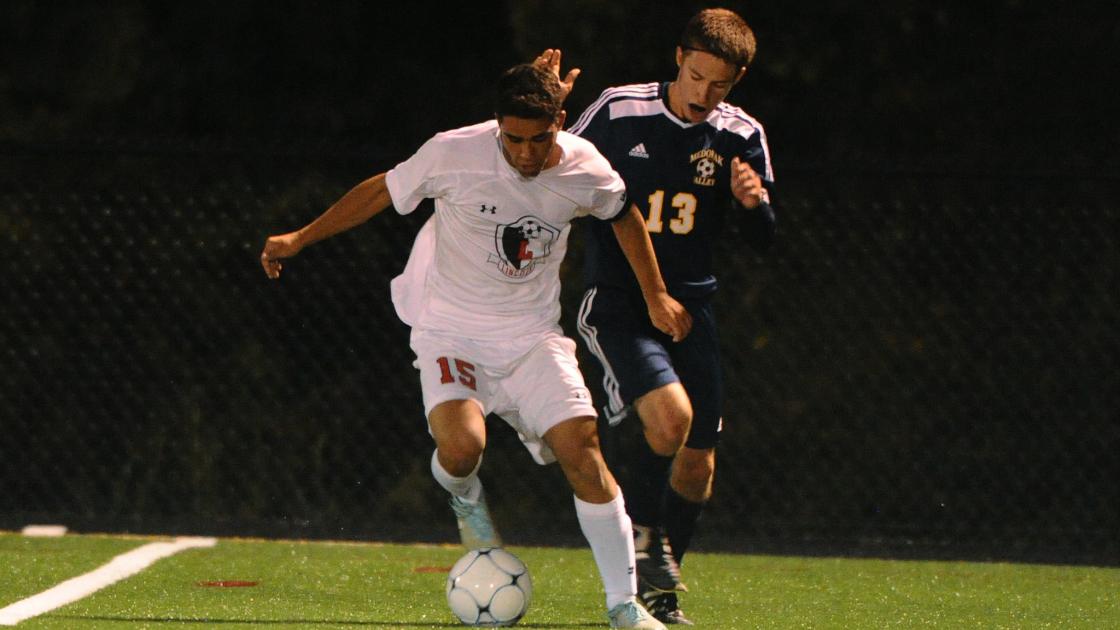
xmin=688 ymin=148 xmax=724 ymax=166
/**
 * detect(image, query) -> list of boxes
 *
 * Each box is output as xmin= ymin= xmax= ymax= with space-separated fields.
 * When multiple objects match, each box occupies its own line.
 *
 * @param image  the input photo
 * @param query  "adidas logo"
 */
xmin=628 ymin=143 xmax=650 ymax=158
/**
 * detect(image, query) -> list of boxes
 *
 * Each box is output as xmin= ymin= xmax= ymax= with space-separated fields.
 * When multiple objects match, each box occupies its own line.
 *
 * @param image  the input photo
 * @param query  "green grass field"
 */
xmin=2 ymin=531 xmax=1117 ymax=629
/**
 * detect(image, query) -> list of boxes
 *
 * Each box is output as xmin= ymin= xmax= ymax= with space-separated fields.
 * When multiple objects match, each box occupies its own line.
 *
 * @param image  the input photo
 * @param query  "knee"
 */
xmin=429 ymin=400 xmax=486 ymax=476
xmin=436 ymin=433 xmax=485 ymax=477
xmin=566 ymin=449 xmax=609 ymax=486
xmin=635 ymin=384 xmax=692 ymax=456
xmin=645 ymin=412 xmax=685 ymax=455
xmin=553 ymin=428 xmax=605 ymax=481
xmin=546 ymin=418 xmax=616 ymax=498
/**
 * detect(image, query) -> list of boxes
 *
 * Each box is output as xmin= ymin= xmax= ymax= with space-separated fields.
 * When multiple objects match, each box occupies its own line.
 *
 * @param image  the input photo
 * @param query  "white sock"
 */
xmin=574 ymin=492 xmax=636 ymax=610
xmin=430 ymin=450 xmax=483 ymax=502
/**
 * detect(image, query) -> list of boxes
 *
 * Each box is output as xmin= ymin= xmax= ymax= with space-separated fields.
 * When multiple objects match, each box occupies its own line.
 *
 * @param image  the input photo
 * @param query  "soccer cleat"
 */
xmin=634 ymin=525 xmax=687 ymax=593
xmin=449 ymin=491 xmax=502 ymax=550
xmin=643 ymin=591 xmax=694 ymax=625
xmin=607 ymin=597 xmax=667 ymax=629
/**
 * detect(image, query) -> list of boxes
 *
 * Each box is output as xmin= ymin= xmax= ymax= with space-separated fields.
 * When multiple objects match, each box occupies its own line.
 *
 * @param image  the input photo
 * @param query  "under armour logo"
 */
xmin=480 ymin=204 xmax=496 ymax=214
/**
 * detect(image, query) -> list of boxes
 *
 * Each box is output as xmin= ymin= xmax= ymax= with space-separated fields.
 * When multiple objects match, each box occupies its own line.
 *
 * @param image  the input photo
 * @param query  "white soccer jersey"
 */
xmin=386 ymin=120 xmax=627 ymax=340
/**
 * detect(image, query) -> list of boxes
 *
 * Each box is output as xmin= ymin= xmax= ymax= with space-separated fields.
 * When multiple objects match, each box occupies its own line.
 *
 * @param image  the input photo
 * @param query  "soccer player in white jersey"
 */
xmin=259 ymin=63 xmax=689 ymax=629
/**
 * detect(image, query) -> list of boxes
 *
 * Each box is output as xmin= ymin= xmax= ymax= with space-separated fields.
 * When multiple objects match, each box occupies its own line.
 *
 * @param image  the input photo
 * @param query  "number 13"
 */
xmin=645 ymin=190 xmax=697 ymax=234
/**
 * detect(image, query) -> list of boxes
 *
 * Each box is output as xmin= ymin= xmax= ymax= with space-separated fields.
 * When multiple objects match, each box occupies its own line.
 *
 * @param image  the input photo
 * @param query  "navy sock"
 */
xmin=663 ymin=487 xmax=705 ymax=563
xmin=623 ymin=434 xmax=673 ymax=527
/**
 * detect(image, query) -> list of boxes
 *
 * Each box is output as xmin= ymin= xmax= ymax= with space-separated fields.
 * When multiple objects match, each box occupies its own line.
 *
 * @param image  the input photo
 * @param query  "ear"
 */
xmin=675 ymin=46 xmax=684 ymax=67
xmin=555 ymin=110 xmax=567 ymax=130
xmin=733 ymin=66 xmax=747 ymax=85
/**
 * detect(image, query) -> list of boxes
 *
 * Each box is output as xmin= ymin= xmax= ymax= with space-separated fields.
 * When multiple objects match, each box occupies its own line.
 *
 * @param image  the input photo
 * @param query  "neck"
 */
xmin=666 ymin=81 xmax=689 ymax=122
xmin=536 ymin=141 xmax=562 ymax=174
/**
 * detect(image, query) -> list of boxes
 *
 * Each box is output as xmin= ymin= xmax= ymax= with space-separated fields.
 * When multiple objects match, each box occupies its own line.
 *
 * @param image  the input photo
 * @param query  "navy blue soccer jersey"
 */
xmin=570 ymin=82 xmax=774 ymax=298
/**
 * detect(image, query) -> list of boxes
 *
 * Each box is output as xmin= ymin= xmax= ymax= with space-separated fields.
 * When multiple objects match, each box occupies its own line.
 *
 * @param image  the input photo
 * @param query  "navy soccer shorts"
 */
xmin=577 ymin=285 xmax=723 ymax=449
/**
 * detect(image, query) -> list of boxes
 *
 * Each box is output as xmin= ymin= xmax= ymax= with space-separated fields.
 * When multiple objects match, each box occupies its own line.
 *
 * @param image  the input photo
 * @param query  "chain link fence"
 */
xmin=2 ymin=148 xmax=1117 ymax=564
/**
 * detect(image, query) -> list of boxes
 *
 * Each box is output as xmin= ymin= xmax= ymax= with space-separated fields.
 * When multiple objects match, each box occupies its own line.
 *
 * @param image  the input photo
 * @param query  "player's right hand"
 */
xmin=532 ymin=49 xmax=580 ymax=103
xmin=648 ymin=292 xmax=693 ymax=342
xmin=259 ymin=232 xmax=303 ymax=279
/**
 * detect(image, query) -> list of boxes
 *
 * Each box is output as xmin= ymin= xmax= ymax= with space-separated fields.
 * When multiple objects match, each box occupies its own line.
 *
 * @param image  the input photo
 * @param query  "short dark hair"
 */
xmin=680 ymin=8 xmax=757 ymax=69
xmin=495 ymin=63 xmax=563 ymax=121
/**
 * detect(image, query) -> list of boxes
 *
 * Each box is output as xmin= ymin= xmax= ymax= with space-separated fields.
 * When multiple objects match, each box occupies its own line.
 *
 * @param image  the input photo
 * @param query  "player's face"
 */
xmin=497 ymin=113 xmax=566 ymax=178
xmin=671 ymin=47 xmax=746 ymax=123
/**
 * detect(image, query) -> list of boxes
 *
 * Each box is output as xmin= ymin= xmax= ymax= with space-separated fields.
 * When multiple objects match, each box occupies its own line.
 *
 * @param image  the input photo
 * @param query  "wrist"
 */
xmin=735 ymin=193 xmax=762 ymax=209
xmin=292 ymin=228 xmax=312 ymax=250
xmin=641 ymin=284 xmax=670 ymax=303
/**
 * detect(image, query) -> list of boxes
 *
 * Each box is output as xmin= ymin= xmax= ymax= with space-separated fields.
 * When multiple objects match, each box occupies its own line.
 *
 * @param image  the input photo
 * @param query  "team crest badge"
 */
xmin=488 ymin=215 xmax=560 ymax=278
xmin=690 ymin=148 xmax=724 ymax=186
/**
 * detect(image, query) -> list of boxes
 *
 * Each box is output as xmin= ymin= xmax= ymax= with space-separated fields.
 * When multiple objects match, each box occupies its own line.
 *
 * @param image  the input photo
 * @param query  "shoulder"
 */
xmin=593 ymin=82 xmax=661 ymax=105
xmin=408 ymin=120 xmax=497 ymax=169
xmin=555 ymin=132 xmax=624 ymax=189
xmin=711 ymin=103 xmax=774 ymax=180
xmin=557 ymin=130 xmax=602 ymax=156
xmin=710 ymin=102 xmax=768 ymax=143
xmin=557 ymin=132 xmax=616 ymax=174
xmin=427 ymin=120 xmax=498 ymax=148
xmin=570 ymin=82 xmax=662 ymax=134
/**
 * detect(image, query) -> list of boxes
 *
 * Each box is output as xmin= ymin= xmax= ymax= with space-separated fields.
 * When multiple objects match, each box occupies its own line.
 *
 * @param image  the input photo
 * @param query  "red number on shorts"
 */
xmin=436 ymin=357 xmax=477 ymax=390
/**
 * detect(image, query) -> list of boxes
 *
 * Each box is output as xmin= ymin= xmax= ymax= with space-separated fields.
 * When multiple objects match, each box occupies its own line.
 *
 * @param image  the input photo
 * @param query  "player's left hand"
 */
xmin=533 ymin=49 xmax=580 ymax=103
xmin=731 ymin=156 xmax=768 ymax=208
xmin=648 ymin=292 xmax=693 ymax=342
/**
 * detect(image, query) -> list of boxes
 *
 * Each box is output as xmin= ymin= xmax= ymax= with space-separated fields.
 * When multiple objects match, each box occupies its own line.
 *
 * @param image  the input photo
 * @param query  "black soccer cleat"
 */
xmin=642 ymin=590 xmax=694 ymax=626
xmin=633 ymin=525 xmax=687 ymax=593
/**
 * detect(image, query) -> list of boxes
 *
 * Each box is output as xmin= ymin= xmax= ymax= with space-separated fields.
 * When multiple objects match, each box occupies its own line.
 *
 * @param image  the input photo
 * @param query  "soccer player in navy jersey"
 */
xmin=541 ymin=8 xmax=776 ymax=624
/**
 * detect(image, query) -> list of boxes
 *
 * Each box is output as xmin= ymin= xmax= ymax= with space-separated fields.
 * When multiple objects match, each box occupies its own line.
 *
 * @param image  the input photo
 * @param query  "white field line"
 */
xmin=0 ymin=536 xmax=217 ymax=626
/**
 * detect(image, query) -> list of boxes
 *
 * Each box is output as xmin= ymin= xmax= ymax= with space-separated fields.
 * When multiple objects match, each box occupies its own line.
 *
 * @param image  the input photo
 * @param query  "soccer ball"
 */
xmin=446 ymin=547 xmax=532 ymax=627
xmin=696 ymin=157 xmax=716 ymax=178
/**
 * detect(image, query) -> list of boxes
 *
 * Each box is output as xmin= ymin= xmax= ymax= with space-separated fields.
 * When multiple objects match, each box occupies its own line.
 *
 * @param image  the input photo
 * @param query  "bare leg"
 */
xmin=544 ymin=416 xmax=636 ymax=610
xmin=428 ymin=399 xmax=500 ymax=548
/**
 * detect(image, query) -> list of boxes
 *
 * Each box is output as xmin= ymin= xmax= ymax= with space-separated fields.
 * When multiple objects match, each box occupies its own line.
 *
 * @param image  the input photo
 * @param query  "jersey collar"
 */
xmin=659 ymin=81 xmax=720 ymax=129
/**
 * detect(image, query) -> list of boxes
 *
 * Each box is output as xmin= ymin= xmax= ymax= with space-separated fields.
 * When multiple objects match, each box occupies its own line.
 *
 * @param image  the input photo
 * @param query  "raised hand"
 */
xmin=533 ymin=48 xmax=581 ymax=103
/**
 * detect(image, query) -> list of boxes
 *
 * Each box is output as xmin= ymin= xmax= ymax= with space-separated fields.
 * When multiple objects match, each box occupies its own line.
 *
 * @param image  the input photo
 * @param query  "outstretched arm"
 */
xmin=611 ymin=205 xmax=693 ymax=341
xmin=260 ymin=173 xmax=393 ymax=279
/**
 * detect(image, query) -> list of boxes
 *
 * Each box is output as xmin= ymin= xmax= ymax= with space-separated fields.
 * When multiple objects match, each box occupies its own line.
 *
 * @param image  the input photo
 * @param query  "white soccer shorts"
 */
xmin=411 ymin=329 xmax=597 ymax=465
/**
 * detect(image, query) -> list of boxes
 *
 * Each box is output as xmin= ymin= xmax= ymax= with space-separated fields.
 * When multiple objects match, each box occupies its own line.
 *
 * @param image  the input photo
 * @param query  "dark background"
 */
xmin=4 ymin=1 xmax=1116 ymax=169
xmin=2 ymin=1 xmax=1118 ymax=564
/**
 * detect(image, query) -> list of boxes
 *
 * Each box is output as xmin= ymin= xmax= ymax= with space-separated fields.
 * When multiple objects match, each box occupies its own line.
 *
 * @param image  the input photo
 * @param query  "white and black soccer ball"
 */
xmin=519 ymin=219 xmax=542 ymax=239
xmin=446 ymin=547 xmax=532 ymax=627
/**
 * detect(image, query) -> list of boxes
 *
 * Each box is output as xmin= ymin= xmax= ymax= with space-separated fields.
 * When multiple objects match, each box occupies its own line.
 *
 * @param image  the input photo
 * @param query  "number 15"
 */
xmin=436 ymin=356 xmax=477 ymax=390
